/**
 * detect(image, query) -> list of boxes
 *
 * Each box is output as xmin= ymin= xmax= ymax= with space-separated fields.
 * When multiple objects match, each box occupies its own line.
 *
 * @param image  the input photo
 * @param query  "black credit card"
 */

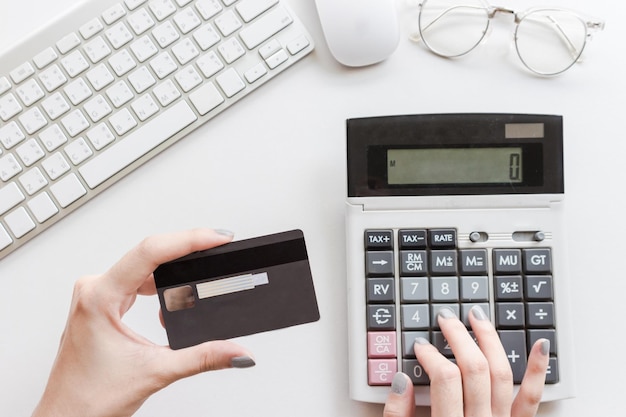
xmin=154 ymin=229 xmax=320 ymax=349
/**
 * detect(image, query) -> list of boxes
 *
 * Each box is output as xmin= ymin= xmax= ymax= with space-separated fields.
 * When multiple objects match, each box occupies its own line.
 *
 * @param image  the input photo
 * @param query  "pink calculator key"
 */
xmin=368 ymin=331 xmax=397 ymax=358
xmin=368 ymin=359 xmax=397 ymax=385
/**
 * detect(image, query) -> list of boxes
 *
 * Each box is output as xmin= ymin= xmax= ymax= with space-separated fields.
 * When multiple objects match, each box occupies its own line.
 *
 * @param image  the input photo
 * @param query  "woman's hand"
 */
xmin=31 ymin=229 xmax=255 ymax=417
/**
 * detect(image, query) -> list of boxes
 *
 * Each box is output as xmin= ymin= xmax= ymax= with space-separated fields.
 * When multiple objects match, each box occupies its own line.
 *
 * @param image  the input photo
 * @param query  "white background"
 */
xmin=0 ymin=0 xmax=623 ymax=416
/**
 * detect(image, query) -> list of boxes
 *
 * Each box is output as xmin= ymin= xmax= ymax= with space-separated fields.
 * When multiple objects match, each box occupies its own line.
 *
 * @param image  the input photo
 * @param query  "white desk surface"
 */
xmin=0 ymin=0 xmax=623 ymax=416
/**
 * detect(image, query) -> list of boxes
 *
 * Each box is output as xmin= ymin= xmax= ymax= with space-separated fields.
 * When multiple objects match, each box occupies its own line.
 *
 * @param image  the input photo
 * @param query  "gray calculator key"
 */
xmin=525 ymin=275 xmax=553 ymax=300
xmin=430 ymin=276 xmax=459 ymax=302
xmin=403 ymin=359 xmax=430 ymax=385
xmin=496 ymin=302 xmax=525 ymax=328
xmin=493 ymin=249 xmax=522 ymax=274
xmin=429 ymin=229 xmax=456 ymax=248
xmin=523 ymin=248 xmax=552 ymax=274
xmin=495 ymin=276 xmax=523 ymax=300
xmin=366 ymin=251 xmax=394 ymax=276
xmin=527 ymin=329 xmax=557 ymax=355
xmin=430 ymin=250 xmax=457 ymax=275
xmin=401 ymin=277 xmax=429 ymax=303
xmin=399 ymin=229 xmax=427 ymax=249
xmin=461 ymin=302 xmax=490 ymax=327
xmin=367 ymin=278 xmax=395 ymax=303
xmin=401 ymin=304 xmax=430 ymax=330
xmin=400 ymin=250 xmax=428 ymax=276
xmin=526 ymin=302 xmax=555 ymax=327
xmin=460 ymin=276 xmax=489 ymax=301
xmin=431 ymin=303 xmax=460 ymax=329
xmin=459 ymin=249 xmax=488 ymax=274
xmin=432 ymin=331 xmax=454 ymax=357
xmin=402 ymin=331 xmax=429 ymax=358
xmin=367 ymin=305 xmax=395 ymax=330
xmin=546 ymin=357 xmax=559 ymax=384
xmin=365 ymin=230 xmax=393 ymax=250
xmin=498 ymin=330 xmax=528 ymax=383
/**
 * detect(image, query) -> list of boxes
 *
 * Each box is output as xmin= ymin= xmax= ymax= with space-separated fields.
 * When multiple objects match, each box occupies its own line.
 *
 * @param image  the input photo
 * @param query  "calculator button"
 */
xmin=459 ymin=249 xmax=488 ymax=274
xmin=460 ymin=276 xmax=489 ymax=301
xmin=461 ymin=302 xmax=490 ymax=327
xmin=368 ymin=359 xmax=397 ymax=385
xmin=429 ymin=250 xmax=457 ymax=275
xmin=495 ymin=276 xmax=523 ymax=300
xmin=365 ymin=229 xmax=393 ymax=250
xmin=400 ymin=277 xmax=429 ymax=303
xmin=400 ymin=250 xmax=427 ymax=276
xmin=367 ymin=331 xmax=396 ymax=358
xmin=402 ymin=359 xmax=430 ymax=385
xmin=498 ymin=330 xmax=528 ymax=383
xmin=366 ymin=278 xmax=395 ymax=303
xmin=430 ymin=304 xmax=460 ymax=329
xmin=432 ymin=331 xmax=454 ymax=357
xmin=398 ymin=229 xmax=427 ymax=249
xmin=430 ymin=276 xmax=459 ymax=302
xmin=367 ymin=305 xmax=395 ymax=330
xmin=523 ymin=248 xmax=552 ymax=274
xmin=401 ymin=304 xmax=430 ymax=330
xmin=428 ymin=228 xmax=456 ymax=248
xmin=526 ymin=302 xmax=555 ymax=327
xmin=527 ymin=329 xmax=557 ymax=355
xmin=493 ymin=249 xmax=522 ymax=274
xmin=366 ymin=251 xmax=394 ymax=276
xmin=546 ymin=357 xmax=559 ymax=384
xmin=496 ymin=302 xmax=525 ymax=328
xmin=525 ymin=275 xmax=553 ymax=300
xmin=401 ymin=331 xmax=429 ymax=358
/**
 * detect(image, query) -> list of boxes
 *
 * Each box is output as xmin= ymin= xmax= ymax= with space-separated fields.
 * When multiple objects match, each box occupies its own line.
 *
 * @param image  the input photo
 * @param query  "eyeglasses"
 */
xmin=410 ymin=0 xmax=605 ymax=75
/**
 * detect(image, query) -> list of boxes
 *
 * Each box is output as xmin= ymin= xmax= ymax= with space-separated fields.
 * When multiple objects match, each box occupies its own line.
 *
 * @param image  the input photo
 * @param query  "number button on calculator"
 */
xmin=365 ymin=229 xmax=560 ymax=387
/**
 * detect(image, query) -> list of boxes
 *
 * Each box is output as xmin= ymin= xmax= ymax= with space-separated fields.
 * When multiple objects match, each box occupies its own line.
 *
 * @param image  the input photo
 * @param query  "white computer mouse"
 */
xmin=315 ymin=0 xmax=400 ymax=67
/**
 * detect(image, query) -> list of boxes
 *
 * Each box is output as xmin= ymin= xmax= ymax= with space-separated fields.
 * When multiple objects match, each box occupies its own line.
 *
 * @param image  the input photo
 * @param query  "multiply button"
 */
xmin=365 ymin=230 xmax=393 ymax=250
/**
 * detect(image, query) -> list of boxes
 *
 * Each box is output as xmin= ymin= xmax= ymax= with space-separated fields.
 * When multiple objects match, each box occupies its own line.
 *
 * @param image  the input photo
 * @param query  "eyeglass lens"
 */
xmin=418 ymin=0 xmax=589 ymax=75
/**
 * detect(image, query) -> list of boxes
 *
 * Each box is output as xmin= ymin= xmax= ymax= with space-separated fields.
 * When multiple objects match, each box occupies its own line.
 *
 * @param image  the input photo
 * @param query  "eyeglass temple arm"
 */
xmin=410 ymin=4 xmax=486 ymax=42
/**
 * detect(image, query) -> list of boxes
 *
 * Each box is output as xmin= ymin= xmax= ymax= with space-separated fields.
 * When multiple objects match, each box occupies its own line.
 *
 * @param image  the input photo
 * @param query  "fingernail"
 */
xmin=540 ymin=339 xmax=550 ymax=356
xmin=437 ymin=307 xmax=457 ymax=319
xmin=391 ymin=372 xmax=408 ymax=395
xmin=471 ymin=305 xmax=488 ymax=321
xmin=414 ymin=336 xmax=430 ymax=345
xmin=231 ymin=356 xmax=256 ymax=368
xmin=215 ymin=229 xmax=235 ymax=237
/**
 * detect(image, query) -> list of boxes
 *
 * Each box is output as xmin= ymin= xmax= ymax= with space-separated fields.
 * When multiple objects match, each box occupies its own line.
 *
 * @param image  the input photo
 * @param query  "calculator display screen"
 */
xmin=387 ymin=147 xmax=523 ymax=185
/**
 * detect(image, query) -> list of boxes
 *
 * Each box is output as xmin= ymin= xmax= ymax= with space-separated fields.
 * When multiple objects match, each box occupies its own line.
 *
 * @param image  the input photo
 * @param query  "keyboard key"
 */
xmin=41 ymin=93 xmax=71 ymax=120
xmin=195 ymin=0 xmax=222 ymax=20
xmin=109 ymin=50 xmax=137 ymax=76
xmin=64 ymin=78 xmax=92 ymax=105
xmin=215 ymin=68 xmax=245 ymax=97
xmin=86 ymin=123 xmax=115 ymax=150
xmin=236 ymin=0 xmax=278 ymax=23
xmin=79 ymin=101 xmax=197 ymax=189
xmin=84 ymin=95 xmax=112 ymax=122
xmin=109 ymin=108 xmax=138 ymax=135
xmin=16 ymin=138 xmax=45 ymax=166
xmin=130 ymin=36 xmax=159 ymax=62
xmin=192 ymin=24 xmax=220 ymax=50
xmin=102 ymin=4 xmax=127 ymax=25
xmin=239 ymin=6 xmax=293 ymax=49
xmin=84 ymin=37 xmax=112 ymax=64
xmin=173 ymin=8 xmax=201 ymax=34
xmin=131 ymin=94 xmax=159 ymax=121
xmin=171 ymin=38 xmax=199 ymax=65
xmin=18 ymin=107 xmax=48 ymax=135
xmin=149 ymin=0 xmax=177 ymax=20
xmin=5 ymin=207 xmax=36 ymax=238
xmin=152 ymin=21 xmax=180 ymax=48
xmin=61 ymin=109 xmax=90 ymax=137
xmin=64 ymin=137 xmax=93 ymax=165
xmin=0 ymin=154 xmax=22 ymax=181
xmin=39 ymin=124 xmax=68 ymax=152
xmin=56 ymin=32 xmax=81 ymax=54
xmin=0 ymin=224 xmax=13 ymax=250
xmin=215 ymin=10 xmax=242 ymax=37
xmin=39 ymin=65 xmax=68 ymax=92
xmin=174 ymin=66 xmax=202 ymax=92
xmin=19 ymin=167 xmax=48 ymax=195
xmin=106 ymin=22 xmax=134 ymax=49
xmin=0 ymin=77 xmax=11 ymax=95
xmin=33 ymin=47 xmax=59 ymax=69
xmin=0 ymin=93 xmax=23 ymax=121
xmin=152 ymin=79 xmax=181 ymax=106
xmin=10 ymin=62 xmax=35 ymax=84
xmin=128 ymin=8 xmax=155 ymax=35
xmin=28 ymin=192 xmax=59 ymax=223
xmin=79 ymin=18 xmax=104 ymax=39
xmin=125 ymin=0 xmax=148 ymax=11
xmin=196 ymin=50 xmax=224 ymax=78
xmin=86 ymin=64 xmax=115 ymax=91
xmin=188 ymin=82 xmax=223 ymax=115
xmin=0 ymin=182 xmax=25 ymax=216
xmin=0 ymin=122 xmax=26 ymax=149
xmin=106 ymin=80 xmax=134 ymax=107
xmin=42 ymin=152 xmax=71 ymax=180
xmin=128 ymin=66 xmax=156 ymax=93
xmin=50 ymin=173 xmax=87 ymax=208
xmin=150 ymin=52 xmax=178 ymax=79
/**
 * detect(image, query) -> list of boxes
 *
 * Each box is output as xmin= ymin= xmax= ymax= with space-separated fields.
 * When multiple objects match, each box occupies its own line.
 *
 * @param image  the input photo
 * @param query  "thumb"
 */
xmin=159 ymin=340 xmax=255 ymax=384
xmin=383 ymin=373 xmax=416 ymax=417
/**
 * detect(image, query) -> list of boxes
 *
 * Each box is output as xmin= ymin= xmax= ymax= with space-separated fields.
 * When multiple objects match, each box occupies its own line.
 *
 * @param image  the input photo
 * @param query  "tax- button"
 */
xmin=366 ymin=251 xmax=394 ymax=276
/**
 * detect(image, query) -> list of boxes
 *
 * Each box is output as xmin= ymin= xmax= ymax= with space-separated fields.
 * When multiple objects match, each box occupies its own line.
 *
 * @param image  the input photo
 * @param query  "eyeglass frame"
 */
xmin=411 ymin=0 xmax=605 ymax=75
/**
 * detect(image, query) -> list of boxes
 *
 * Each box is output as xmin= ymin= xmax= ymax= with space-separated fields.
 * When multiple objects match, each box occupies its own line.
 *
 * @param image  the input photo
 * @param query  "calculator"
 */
xmin=345 ymin=114 xmax=575 ymax=405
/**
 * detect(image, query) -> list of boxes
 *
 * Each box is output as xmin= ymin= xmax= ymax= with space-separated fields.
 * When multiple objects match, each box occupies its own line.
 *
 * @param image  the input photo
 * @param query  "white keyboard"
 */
xmin=0 ymin=0 xmax=314 ymax=260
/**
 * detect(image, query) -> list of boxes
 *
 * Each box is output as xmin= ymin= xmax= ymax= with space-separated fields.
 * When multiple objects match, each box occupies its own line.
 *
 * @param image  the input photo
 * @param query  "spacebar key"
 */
xmin=79 ymin=101 xmax=197 ymax=189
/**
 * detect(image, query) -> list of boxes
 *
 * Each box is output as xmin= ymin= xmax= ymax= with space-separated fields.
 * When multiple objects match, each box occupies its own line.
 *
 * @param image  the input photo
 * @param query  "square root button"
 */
xmin=368 ymin=359 xmax=397 ymax=385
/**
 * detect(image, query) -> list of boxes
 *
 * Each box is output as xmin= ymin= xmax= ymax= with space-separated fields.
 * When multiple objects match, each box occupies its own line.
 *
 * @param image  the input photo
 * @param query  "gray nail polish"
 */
xmin=438 ymin=307 xmax=456 ymax=319
xmin=471 ymin=305 xmax=488 ymax=321
xmin=231 ymin=356 xmax=256 ymax=368
xmin=391 ymin=372 xmax=408 ymax=394
xmin=215 ymin=229 xmax=235 ymax=237
xmin=540 ymin=339 xmax=550 ymax=356
xmin=414 ymin=336 xmax=430 ymax=345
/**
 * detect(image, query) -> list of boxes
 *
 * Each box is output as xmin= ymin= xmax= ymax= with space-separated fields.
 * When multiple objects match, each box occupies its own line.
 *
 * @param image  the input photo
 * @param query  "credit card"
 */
xmin=154 ymin=229 xmax=320 ymax=349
